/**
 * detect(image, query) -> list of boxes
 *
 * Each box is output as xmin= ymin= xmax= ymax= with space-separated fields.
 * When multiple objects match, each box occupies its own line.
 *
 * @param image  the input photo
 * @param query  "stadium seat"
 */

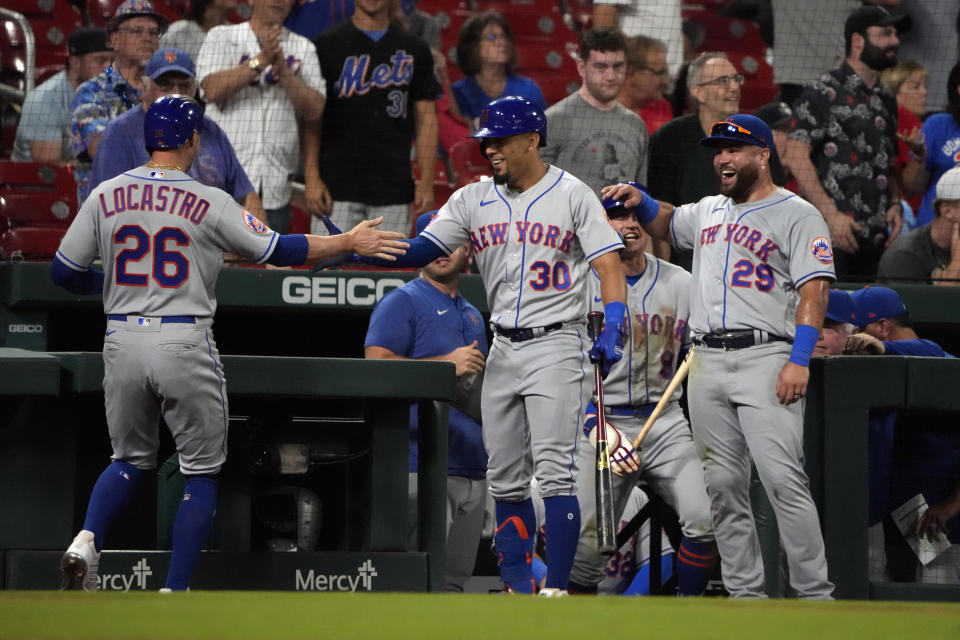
xmin=513 ymin=38 xmax=579 ymax=76
xmin=0 ymin=161 xmax=77 ymax=258
xmin=30 ymin=18 xmax=79 ymax=69
xmin=87 ymin=0 xmax=123 ymax=28
xmin=0 ymin=226 xmax=66 ymax=259
xmin=0 ymin=20 xmax=28 ymax=92
xmin=3 ymin=0 xmax=83 ymax=21
xmin=0 ymin=161 xmax=77 ymax=228
xmin=564 ymin=0 xmax=592 ymax=32
xmin=475 ymin=0 xmax=565 ymax=40
xmin=532 ymin=74 xmax=578 ymax=107
xmin=683 ymin=9 xmax=766 ymax=58
xmin=418 ymin=0 xmax=472 ymax=14
xmin=727 ymin=51 xmax=777 ymax=111
xmin=450 ymin=138 xmax=491 ymax=188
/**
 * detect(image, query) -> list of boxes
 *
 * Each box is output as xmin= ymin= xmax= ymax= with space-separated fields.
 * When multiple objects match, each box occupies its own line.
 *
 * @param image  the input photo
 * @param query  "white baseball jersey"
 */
xmin=669 ymin=188 xmax=836 ymax=338
xmin=196 ymin=23 xmax=326 ymax=209
xmin=56 ymin=166 xmax=279 ymax=317
xmin=421 ymin=167 xmax=624 ymax=328
xmin=588 ymin=255 xmax=690 ymax=406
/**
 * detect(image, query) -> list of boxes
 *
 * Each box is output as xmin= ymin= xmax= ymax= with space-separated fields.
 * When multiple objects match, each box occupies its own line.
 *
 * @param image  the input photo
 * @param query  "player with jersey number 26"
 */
xmin=51 ymin=94 xmax=407 ymax=592
xmin=602 ymin=114 xmax=836 ymax=599
xmin=352 ymin=96 xmax=629 ymax=596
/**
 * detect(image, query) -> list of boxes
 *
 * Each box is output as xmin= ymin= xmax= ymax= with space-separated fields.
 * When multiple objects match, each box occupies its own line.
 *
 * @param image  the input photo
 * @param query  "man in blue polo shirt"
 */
xmin=364 ymin=211 xmax=488 ymax=592
xmin=89 ymin=47 xmax=265 ymax=220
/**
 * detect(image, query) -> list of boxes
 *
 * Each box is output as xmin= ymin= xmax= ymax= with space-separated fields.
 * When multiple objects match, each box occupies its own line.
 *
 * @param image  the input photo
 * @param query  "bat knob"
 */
xmin=587 ymin=311 xmax=604 ymax=340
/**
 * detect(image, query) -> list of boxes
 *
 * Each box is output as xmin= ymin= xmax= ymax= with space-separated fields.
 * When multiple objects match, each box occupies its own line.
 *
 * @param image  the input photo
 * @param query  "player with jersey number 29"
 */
xmin=353 ymin=96 xmax=628 ymax=596
xmin=52 ymin=94 xmax=407 ymax=592
xmin=603 ymin=114 xmax=835 ymax=599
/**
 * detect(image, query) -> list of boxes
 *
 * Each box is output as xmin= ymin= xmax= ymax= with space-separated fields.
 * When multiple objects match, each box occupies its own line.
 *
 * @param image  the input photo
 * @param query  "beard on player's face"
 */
xmin=716 ymin=151 xmax=761 ymax=201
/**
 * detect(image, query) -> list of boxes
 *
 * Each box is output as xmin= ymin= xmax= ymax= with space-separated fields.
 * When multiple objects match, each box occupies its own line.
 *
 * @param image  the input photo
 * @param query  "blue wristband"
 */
xmin=789 ymin=324 xmax=819 ymax=367
xmin=637 ymin=193 xmax=660 ymax=224
xmin=603 ymin=300 xmax=627 ymax=327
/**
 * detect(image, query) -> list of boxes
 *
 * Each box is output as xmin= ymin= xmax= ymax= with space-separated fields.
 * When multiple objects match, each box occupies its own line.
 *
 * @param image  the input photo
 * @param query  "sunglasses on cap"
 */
xmin=710 ymin=121 xmax=767 ymax=147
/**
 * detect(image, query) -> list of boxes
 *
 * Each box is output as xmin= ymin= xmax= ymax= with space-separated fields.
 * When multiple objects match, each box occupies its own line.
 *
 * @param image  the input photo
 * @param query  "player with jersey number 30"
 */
xmin=602 ymin=114 xmax=836 ymax=599
xmin=52 ymin=94 xmax=407 ymax=592
xmin=351 ymin=96 xmax=629 ymax=596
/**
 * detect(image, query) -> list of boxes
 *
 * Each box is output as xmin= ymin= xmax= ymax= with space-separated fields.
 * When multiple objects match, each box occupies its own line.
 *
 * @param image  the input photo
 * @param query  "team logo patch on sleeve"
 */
xmin=811 ymin=236 xmax=834 ymax=264
xmin=243 ymin=211 xmax=271 ymax=234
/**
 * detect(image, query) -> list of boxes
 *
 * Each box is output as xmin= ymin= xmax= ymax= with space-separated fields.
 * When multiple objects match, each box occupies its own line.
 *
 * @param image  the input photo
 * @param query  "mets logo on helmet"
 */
xmin=243 ymin=211 xmax=270 ymax=234
xmin=810 ymin=236 xmax=833 ymax=264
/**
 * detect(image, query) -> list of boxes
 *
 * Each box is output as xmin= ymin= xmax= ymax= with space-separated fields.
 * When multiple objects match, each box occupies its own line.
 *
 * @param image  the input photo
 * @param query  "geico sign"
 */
xmin=281 ymin=276 xmax=405 ymax=306
xmin=8 ymin=324 xmax=44 ymax=333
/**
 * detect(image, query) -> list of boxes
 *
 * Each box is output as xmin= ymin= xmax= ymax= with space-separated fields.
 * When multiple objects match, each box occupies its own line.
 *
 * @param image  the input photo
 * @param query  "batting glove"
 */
xmin=589 ymin=301 xmax=627 ymax=377
xmin=585 ymin=416 xmax=642 ymax=477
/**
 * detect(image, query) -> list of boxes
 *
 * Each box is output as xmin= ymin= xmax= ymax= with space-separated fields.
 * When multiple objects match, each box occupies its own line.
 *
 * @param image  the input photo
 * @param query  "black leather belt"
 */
xmin=494 ymin=322 xmax=563 ymax=342
xmin=108 ymin=314 xmax=196 ymax=324
xmin=607 ymin=403 xmax=659 ymax=418
xmin=694 ymin=330 xmax=789 ymax=351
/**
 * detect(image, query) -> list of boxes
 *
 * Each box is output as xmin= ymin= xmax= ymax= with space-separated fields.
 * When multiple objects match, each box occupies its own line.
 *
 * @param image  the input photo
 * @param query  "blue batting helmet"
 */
xmin=144 ymin=94 xmax=203 ymax=151
xmin=601 ymin=182 xmax=650 ymax=216
xmin=468 ymin=96 xmax=547 ymax=147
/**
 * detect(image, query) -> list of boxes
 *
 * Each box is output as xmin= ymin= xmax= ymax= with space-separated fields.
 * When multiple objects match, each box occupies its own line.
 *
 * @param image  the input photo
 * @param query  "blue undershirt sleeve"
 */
xmin=267 ymin=234 xmax=309 ymax=266
xmin=50 ymin=256 xmax=104 ymax=295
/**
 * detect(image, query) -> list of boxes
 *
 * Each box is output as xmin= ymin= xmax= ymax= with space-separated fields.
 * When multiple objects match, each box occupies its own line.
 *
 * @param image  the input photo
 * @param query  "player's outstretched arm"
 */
xmin=302 ymin=217 xmax=408 ymax=265
xmin=599 ymin=183 xmax=673 ymax=241
xmin=776 ymin=277 xmax=830 ymax=405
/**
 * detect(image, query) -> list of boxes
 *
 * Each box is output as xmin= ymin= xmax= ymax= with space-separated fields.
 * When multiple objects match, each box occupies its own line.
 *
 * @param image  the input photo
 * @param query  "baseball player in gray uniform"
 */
xmin=358 ymin=96 xmax=629 ymax=595
xmin=603 ymin=114 xmax=835 ymax=599
xmin=569 ymin=188 xmax=717 ymax=596
xmin=53 ymin=95 xmax=406 ymax=591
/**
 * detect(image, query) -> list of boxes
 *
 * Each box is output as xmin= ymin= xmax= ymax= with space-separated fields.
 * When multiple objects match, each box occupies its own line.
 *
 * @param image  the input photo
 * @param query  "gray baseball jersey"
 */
xmin=421 ymin=166 xmax=624 ymax=329
xmin=587 ymin=255 xmax=691 ymax=406
xmin=669 ymin=188 xmax=835 ymax=338
xmin=57 ymin=166 xmax=279 ymax=317
xmin=670 ymin=187 xmax=835 ymax=599
xmin=56 ymin=166 xmax=279 ymax=475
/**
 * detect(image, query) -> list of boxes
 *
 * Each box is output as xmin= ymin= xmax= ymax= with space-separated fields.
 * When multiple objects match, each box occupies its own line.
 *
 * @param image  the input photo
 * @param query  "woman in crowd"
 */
xmin=882 ymin=60 xmax=929 ymax=228
xmin=452 ymin=11 xmax=545 ymax=126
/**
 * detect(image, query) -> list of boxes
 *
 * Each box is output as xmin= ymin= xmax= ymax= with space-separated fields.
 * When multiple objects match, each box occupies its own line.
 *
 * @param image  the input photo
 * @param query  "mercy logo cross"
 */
xmin=132 ymin=558 xmax=153 ymax=589
xmin=357 ymin=560 xmax=378 ymax=590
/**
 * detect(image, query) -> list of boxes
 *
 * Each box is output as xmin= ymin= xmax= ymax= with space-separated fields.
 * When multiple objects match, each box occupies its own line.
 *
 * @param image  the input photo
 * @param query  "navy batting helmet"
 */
xmin=469 ymin=96 xmax=547 ymax=147
xmin=602 ymin=182 xmax=650 ymax=216
xmin=144 ymin=94 xmax=203 ymax=152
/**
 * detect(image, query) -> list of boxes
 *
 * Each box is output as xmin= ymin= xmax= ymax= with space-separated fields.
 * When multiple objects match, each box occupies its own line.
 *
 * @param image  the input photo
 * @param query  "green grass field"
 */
xmin=2 ymin=592 xmax=959 ymax=640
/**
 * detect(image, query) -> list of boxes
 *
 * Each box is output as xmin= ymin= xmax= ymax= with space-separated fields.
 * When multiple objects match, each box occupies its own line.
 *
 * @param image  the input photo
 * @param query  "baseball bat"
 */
xmin=630 ymin=351 xmax=693 ymax=450
xmin=588 ymin=311 xmax=617 ymax=556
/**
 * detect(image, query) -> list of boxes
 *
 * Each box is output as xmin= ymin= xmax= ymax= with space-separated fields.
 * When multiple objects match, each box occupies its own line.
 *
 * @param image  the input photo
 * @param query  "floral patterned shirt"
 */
xmin=70 ymin=64 xmax=142 ymax=204
xmin=789 ymin=62 xmax=898 ymax=237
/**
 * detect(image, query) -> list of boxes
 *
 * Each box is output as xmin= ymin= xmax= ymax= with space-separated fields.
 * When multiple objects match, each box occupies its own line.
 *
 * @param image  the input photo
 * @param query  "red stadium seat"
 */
xmin=531 ymin=73 xmax=578 ymax=107
xmin=475 ymin=0 xmax=566 ymax=40
xmin=0 ymin=226 xmax=66 ymax=259
xmin=564 ymin=0 xmax=593 ymax=32
xmin=87 ymin=0 xmax=124 ymax=28
xmin=450 ymin=138 xmax=491 ymax=188
xmin=30 ymin=17 xmax=80 ymax=69
xmin=684 ymin=9 xmax=766 ymax=58
xmin=3 ymin=0 xmax=83 ymax=21
xmin=418 ymin=0 xmax=472 ymax=14
xmin=513 ymin=38 xmax=579 ymax=76
xmin=0 ymin=161 xmax=77 ymax=227
xmin=0 ymin=20 xmax=28 ymax=92
xmin=728 ymin=51 xmax=777 ymax=111
xmin=0 ymin=161 xmax=78 ymax=259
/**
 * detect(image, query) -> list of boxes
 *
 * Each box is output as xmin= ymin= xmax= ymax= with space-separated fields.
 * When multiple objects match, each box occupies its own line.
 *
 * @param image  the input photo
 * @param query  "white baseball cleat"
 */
xmin=59 ymin=530 xmax=100 ymax=591
xmin=537 ymin=588 xmax=569 ymax=598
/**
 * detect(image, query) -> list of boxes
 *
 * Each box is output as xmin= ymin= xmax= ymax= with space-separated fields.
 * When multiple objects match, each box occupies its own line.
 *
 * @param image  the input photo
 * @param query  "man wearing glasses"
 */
xmin=647 ymin=52 xmax=786 ymax=269
xmin=70 ymin=0 xmax=168 ymax=204
xmin=617 ymin=35 xmax=672 ymax=136
xmin=88 ymin=48 xmax=266 ymax=223
xmin=602 ymin=114 xmax=835 ymax=599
